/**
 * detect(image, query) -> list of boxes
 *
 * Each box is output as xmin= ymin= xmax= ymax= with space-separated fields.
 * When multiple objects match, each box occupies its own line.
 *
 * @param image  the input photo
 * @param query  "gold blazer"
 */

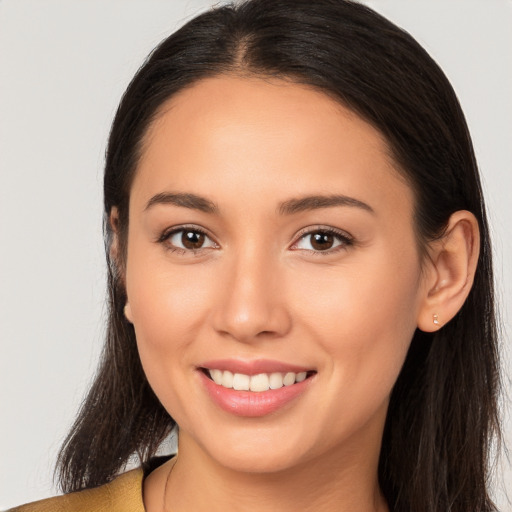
xmin=8 ymin=468 xmax=145 ymax=512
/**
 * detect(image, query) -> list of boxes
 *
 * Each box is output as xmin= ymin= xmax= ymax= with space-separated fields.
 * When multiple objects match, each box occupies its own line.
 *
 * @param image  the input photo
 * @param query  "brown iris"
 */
xmin=182 ymin=230 xmax=205 ymax=249
xmin=310 ymin=232 xmax=335 ymax=251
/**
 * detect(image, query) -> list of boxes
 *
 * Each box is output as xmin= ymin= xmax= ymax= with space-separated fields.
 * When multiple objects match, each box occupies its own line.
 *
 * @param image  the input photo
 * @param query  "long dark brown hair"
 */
xmin=56 ymin=1 xmax=501 ymax=510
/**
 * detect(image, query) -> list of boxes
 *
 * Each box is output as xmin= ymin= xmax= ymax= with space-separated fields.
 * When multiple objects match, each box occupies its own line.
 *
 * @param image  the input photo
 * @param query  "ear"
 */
xmin=417 ymin=210 xmax=480 ymax=332
xmin=109 ymin=207 xmax=133 ymax=324
xmin=124 ymin=303 xmax=134 ymax=323
xmin=109 ymin=207 xmax=121 ymax=265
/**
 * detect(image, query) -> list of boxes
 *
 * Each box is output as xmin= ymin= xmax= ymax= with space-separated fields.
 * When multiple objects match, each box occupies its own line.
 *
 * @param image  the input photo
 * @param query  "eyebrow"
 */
xmin=278 ymin=194 xmax=374 ymax=215
xmin=145 ymin=192 xmax=218 ymax=213
xmin=144 ymin=191 xmax=374 ymax=216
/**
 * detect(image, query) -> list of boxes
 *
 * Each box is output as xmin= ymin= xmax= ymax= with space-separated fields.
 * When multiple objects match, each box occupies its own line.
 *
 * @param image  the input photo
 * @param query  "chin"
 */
xmin=213 ymin=445 xmax=306 ymax=475
xmin=183 ymin=422 xmax=312 ymax=475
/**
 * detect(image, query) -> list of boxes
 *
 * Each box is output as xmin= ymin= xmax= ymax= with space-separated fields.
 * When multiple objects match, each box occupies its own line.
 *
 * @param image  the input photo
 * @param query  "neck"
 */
xmin=164 ymin=432 xmax=388 ymax=512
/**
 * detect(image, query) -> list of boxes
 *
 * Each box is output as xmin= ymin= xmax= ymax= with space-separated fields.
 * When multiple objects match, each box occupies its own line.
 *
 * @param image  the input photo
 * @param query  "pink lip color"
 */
xmin=199 ymin=358 xmax=311 ymax=375
xmin=198 ymin=367 xmax=314 ymax=418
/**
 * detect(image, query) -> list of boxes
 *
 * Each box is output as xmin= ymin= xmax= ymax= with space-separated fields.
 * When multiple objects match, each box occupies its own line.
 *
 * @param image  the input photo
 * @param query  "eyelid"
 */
xmin=156 ymin=223 xmax=353 ymax=255
xmin=157 ymin=224 xmax=219 ymax=252
xmin=290 ymin=225 xmax=354 ymax=252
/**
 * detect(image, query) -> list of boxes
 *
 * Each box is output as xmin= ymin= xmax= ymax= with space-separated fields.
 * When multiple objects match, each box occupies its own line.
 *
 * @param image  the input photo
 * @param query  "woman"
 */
xmin=9 ymin=0 xmax=501 ymax=510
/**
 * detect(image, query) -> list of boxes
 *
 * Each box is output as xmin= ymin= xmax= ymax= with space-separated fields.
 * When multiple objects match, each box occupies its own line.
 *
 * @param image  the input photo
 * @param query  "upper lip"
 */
xmin=199 ymin=359 xmax=314 ymax=376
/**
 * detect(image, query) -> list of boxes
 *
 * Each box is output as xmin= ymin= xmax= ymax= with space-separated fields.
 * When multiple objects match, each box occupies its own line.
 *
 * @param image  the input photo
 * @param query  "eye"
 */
xmin=159 ymin=226 xmax=218 ymax=253
xmin=292 ymin=228 xmax=353 ymax=253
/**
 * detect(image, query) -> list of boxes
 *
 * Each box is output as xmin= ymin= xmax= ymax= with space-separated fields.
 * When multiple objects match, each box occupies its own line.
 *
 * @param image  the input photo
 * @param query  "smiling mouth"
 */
xmin=201 ymin=368 xmax=316 ymax=392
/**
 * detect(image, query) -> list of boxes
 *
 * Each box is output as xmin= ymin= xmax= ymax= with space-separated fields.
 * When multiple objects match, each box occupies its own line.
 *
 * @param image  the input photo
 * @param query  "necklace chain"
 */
xmin=162 ymin=456 xmax=178 ymax=512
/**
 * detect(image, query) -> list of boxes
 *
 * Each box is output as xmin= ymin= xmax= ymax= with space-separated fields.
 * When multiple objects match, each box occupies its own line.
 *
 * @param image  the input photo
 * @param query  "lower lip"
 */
xmin=199 ymin=371 xmax=313 ymax=417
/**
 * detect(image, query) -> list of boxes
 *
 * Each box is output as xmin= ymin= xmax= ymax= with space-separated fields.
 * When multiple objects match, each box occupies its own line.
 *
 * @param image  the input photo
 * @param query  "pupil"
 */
xmin=182 ymin=231 xmax=205 ymax=249
xmin=311 ymin=232 xmax=333 ymax=251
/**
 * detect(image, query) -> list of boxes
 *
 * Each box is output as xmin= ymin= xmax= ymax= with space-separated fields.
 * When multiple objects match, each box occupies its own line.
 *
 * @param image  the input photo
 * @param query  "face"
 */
xmin=123 ymin=75 xmax=429 ymax=474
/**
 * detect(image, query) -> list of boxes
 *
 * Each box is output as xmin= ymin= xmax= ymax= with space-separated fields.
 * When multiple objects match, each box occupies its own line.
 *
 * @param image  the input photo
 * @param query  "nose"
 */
xmin=211 ymin=247 xmax=292 ymax=343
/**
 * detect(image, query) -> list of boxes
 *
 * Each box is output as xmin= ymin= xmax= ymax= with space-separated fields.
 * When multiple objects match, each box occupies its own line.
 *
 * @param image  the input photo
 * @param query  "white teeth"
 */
xmin=207 ymin=369 xmax=310 ymax=392
xmin=221 ymin=370 xmax=234 ymax=388
xmin=296 ymin=371 xmax=307 ymax=382
xmin=269 ymin=372 xmax=284 ymax=389
xmin=210 ymin=369 xmax=223 ymax=385
xmin=283 ymin=372 xmax=296 ymax=386
xmin=233 ymin=373 xmax=250 ymax=391
xmin=250 ymin=373 xmax=270 ymax=392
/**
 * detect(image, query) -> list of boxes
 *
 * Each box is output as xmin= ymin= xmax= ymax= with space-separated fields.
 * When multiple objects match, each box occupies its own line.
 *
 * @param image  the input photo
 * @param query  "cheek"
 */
xmin=125 ymin=253 xmax=218 ymax=424
xmin=128 ymin=266 xmax=211 ymax=350
xmin=124 ymin=234 xmax=216 ymax=383
xmin=292 ymin=246 xmax=422 ymax=395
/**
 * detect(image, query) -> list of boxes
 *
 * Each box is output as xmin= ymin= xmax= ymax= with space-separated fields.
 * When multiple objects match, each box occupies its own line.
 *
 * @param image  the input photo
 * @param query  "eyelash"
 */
xmin=291 ymin=226 xmax=354 ymax=256
xmin=157 ymin=225 xmax=216 ymax=255
xmin=157 ymin=225 xmax=354 ymax=256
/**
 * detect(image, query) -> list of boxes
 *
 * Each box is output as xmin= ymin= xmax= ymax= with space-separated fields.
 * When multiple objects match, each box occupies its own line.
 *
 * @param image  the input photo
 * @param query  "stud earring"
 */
xmin=433 ymin=313 xmax=440 ymax=326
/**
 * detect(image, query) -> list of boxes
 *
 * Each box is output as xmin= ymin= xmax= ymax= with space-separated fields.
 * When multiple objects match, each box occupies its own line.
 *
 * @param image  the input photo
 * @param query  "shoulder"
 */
xmin=7 ymin=468 xmax=145 ymax=512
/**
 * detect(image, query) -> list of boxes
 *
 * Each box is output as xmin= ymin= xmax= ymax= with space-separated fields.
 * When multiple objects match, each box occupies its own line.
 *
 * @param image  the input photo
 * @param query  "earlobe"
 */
xmin=124 ymin=303 xmax=133 ymax=323
xmin=110 ymin=208 xmax=132 ymax=323
xmin=417 ymin=211 xmax=480 ymax=332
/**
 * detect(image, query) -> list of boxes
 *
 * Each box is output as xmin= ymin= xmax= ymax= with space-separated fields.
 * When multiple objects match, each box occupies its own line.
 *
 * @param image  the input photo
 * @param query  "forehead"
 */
xmin=133 ymin=74 xmax=412 ymax=217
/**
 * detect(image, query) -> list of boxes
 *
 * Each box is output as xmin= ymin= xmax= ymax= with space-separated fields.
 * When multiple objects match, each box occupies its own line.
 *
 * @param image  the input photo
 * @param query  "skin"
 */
xmin=115 ymin=75 xmax=479 ymax=512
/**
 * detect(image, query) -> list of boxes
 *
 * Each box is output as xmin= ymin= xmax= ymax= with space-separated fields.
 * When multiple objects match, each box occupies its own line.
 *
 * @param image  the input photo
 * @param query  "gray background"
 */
xmin=1 ymin=0 xmax=510 ymax=509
